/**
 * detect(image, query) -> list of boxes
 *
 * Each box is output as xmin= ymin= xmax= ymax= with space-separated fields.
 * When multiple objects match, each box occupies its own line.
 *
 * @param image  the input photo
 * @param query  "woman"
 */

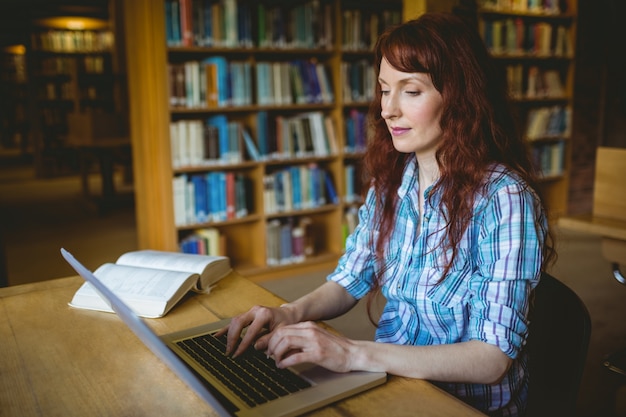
xmin=221 ymin=12 xmax=554 ymax=416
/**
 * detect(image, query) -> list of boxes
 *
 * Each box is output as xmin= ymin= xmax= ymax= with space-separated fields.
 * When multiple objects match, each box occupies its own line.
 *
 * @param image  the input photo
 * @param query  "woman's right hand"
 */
xmin=218 ymin=303 xmax=299 ymax=357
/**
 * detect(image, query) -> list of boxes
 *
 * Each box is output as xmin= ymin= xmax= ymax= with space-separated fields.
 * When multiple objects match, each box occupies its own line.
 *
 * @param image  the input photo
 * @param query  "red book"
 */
xmin=179 ymin=0 xmax=194 ymax=46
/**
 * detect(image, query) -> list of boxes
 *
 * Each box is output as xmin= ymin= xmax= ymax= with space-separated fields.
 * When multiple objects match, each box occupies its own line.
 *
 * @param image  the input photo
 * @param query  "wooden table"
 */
xmin=0 ymin=273 xmax=486 ymax=417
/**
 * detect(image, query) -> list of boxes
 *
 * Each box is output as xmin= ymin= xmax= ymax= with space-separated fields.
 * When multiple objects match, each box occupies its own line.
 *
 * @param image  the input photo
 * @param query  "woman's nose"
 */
xmin=381 ymin=94 xmax=399 ymax=119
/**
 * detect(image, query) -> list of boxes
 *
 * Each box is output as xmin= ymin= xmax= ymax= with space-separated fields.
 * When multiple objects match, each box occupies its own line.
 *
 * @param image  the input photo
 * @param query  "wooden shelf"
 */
xmin=477 ymin=0 xmax=578 ymax=218
xmin=122 ymin=0 xmax=402 ymax=281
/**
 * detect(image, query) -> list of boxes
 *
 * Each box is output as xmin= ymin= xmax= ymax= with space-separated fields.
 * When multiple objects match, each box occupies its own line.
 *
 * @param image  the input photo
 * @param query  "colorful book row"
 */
xmin=263 ymin=163 xmax=338 ymax=214
xmin=172 ymin=171 xmax=250 ymax=226
xmin=170 ymin=116 xmax=258 ymax=167
xmin=479 ymin=0 xmax=568 ymax=14
xmin=271 ymin=111 xmax=337 ymax=159
xmin=165 ymin=0 xmax=333 ymax=49
xmin=344 ymin=108 xmax=368 ymax=154
xmin=256 ymin=111 xmax=338 ymax=161
xmin=531 ymin=140 xmax=565 ymax=178
xmin=506 ymin=65 xmax=565 ymax=99
xmin=266 ymin=217 xmax=315 ymax=266
xmin=341 ymin=60 xmax=376 ymax=103
xmin=482 ymin=19 xmax=573 ymax=57
xmin=32 ymin=30 xmax=113 ymax=53
xmin=341 ymin=8 xmax=402 ymax=51
xmin=180 ymin=227 xmax=227 ymax=256
xmin=168 ymin=58 xmax=333 ymax=108
xmin=343 ymin=163 xmax=363 ymax=205
xmin=525 ymin=105 xmax=571 ymax=140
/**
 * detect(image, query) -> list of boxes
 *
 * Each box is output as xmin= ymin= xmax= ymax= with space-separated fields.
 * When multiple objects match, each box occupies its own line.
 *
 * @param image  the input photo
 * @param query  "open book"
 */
xmin=69 ymin=250 xmax=231 ymax=318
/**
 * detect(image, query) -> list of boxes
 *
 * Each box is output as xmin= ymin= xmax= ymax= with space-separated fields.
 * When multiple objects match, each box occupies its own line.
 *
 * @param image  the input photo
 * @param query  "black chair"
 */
xmin=525 ymin=272 xmax=592 ymax=417
xmin=602 ymin=263 xmax=626 ymax=377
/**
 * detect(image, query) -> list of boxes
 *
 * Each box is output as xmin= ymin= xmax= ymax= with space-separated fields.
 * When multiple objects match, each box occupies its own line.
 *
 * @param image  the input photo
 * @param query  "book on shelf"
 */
xmin=532 ymin=140 xmax=565 ymax=178
xmin=479 ymin=0 xmax=566 ymax=14
xmin=344 ymin=163 xmax=363 ymax=204
xmin=266 ymin=217 xmax=315 ymax=266
xmin=33 ymin=29 xmax=113 ymax=53
xmin=171 ymin=118 xmax=256 ymax=167
xmin=341 ymin=8 xmax=401 ymax=51
xmin=345 ymin=108 xmax=367 ymax=153
xmin=69 ymin=250 xmax=232 ymax=318
xmin=268 ymin=111 xmax=337 ymax=159
xmin=166 ymin=0 xmax=333 ymax=49
xmin=171 ymin=57 xmax=330 ymax=109
xmin=172 ymin=171 xmax=249 ymax=226
xmin=180 ymin=227 xmax=227 ymax=256
xmin=263 ymin=163 xmax=336 ymax=213
xmin=525 ymin=105 xmax=570 ymax=140
xmin=342 ymin=60 xmax=375 ymax=103
xmin=481 ymin=18 xmax=572 ymax=57
xmin=241 ymin=125 xmax=260 ymax=161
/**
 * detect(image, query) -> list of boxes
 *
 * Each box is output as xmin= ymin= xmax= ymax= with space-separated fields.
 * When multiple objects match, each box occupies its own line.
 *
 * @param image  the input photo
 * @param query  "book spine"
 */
xmin=266 ymin=219 xmax=281 ymax=265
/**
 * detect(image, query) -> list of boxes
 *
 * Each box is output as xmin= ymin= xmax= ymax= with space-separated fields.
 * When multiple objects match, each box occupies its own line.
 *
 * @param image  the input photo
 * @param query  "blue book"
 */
xmin=165 ymin=1 xmax=175 ymax=46
xmin=306 ymin=60 xmax=322 ymax=103
xmin=241 ymin=126 xmax=260 ymax=161
xmin=309 ymin=164 xmax=324 ymax=206
xmin=237 ymin=2 xmax=253 ymax=48
xmin=217 ymin=171 xmax=227 ymax=221
xmin=179 ymin=237 xmax=194 ymax=254
xmin=256 ymin=111 xmax=269 ymax=159
xmin=204 ymin=171 xmax=217 ymax=222
xmin=191 ymin=174 xmax=208 ymax=223
xmin=294 ymin=60 xmax=312 ymax=103
xmin=324 ymin=170 xmax=339 ymax=204
xmin=168 ymin=0 xmax=182 ymax=46
xmin=202 ymin=0 xmax=213 ymax=46
xmin=275 ymin=171 xmax=285 ymax=212
xmin=290 ymin=166 xmax=301 ymax=210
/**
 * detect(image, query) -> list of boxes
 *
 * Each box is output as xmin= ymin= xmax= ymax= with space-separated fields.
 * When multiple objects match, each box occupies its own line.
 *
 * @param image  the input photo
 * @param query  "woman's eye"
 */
xmin=380 ymin=90 xmax=390 ymax=96
xmin=406 ymin=91 xmax=421 ymax=96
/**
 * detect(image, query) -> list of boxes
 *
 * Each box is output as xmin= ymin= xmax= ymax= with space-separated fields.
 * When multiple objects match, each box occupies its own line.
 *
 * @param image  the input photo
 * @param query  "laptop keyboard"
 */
xmin=176 ymin=332 xmax=312 ymax=407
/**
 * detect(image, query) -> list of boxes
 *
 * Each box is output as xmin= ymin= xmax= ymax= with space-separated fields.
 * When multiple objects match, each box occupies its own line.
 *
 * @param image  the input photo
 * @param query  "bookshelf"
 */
xmin=27 ymin=19 xmax=120 ymax=177
xmin=475 ymin=0 xmax=578 ymax=219
xmin=122 ymin=0 xmax=401 ymax=281
xmin=0 ymin=45 xmax=28 ymax=157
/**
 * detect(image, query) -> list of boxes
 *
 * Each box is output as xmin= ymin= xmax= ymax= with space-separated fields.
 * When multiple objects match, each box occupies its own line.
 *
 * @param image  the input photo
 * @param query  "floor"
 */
xmin=1 ymin=161 xmax=625 ymax=416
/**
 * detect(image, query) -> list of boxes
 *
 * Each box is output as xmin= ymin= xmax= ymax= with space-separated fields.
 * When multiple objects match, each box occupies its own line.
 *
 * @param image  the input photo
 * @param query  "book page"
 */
xmin=116 ymin=250 xmax=221 ymax=274
xmin=115 ymin=250 xmax=230 ymax=291
xmin=94 ymin=263 xmax=194 ymax=299
xmin=69 ymin=263 xmax=198 ymax=318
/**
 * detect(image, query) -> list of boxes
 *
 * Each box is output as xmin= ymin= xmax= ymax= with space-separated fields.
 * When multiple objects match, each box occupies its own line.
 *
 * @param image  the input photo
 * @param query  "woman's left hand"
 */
xmin=265 ymin=321 xmax=357 ymax=373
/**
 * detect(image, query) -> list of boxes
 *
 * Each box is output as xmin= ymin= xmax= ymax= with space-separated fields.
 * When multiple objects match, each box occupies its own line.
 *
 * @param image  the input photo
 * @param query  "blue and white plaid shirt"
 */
xmin=328 ymin=156 xmax=547 ymax=416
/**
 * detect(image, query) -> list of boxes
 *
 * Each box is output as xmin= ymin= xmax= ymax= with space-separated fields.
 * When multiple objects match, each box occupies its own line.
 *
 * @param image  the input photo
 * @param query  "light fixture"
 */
xmin=3 ymin=45 xmax=26 ymax=55
xmin=34 ymin=16 xmax=108 ymax=31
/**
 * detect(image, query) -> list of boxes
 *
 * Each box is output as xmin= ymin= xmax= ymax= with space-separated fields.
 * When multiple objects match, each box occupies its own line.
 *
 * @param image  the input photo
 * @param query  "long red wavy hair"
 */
xmin=363 ymin=13 xmax=556 ymax=296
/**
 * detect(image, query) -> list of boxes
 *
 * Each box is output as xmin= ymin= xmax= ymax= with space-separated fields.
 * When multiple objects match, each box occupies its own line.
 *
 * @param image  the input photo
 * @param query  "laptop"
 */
xmin=61 ymin=248 xmax=386 ymax=417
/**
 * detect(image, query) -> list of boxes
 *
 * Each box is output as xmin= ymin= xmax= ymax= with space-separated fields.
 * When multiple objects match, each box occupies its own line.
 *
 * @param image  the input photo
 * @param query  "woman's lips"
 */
xmin=390 ymin=127 xmax=410 ymax=136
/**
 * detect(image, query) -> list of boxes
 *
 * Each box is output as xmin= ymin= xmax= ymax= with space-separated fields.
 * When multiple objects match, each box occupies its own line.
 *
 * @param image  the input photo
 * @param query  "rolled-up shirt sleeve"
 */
xmin=468 ymin=183 xmax=546 ymax=359
xmin=327 ymin=188 xmax=378 ymax=300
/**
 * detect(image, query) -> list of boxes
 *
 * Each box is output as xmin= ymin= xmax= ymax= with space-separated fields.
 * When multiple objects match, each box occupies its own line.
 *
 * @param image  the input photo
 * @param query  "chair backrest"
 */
xmin=525 ymin=272 xmax=592 ymax=417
